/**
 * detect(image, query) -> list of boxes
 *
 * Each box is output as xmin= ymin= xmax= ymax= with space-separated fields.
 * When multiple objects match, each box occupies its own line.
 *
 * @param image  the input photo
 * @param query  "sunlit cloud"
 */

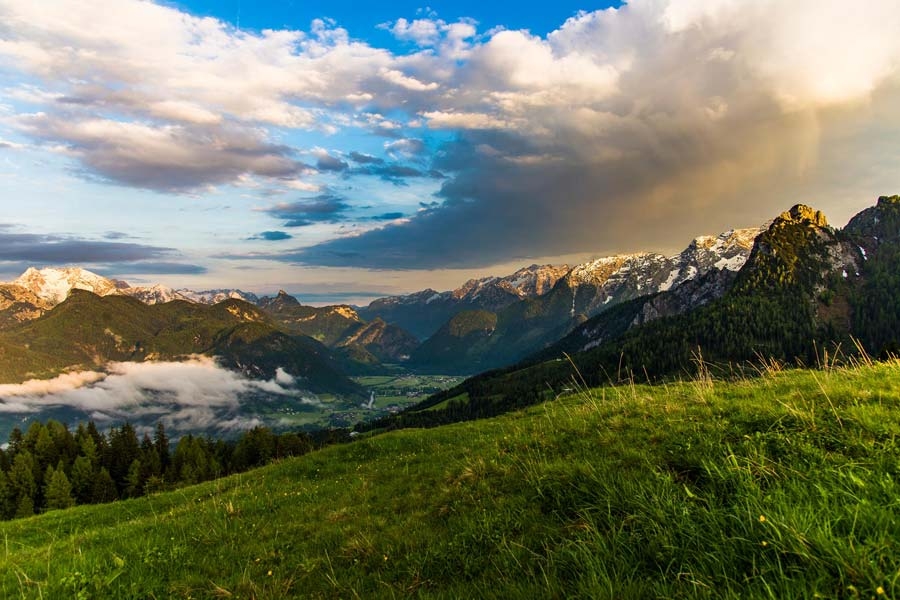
xmin=0 ymin=0 xmax=898 ymax=273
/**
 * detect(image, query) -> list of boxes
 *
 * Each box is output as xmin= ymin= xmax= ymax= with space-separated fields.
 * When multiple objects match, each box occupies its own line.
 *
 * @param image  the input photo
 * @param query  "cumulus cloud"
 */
xmin=0 ymin=357 xmax=320 ymax=434
xmin=287 ymin=0 xmax=900 ymax=267
xmin=17 ymin=114 xmax=305 ymax=192
xmin=2 ymin=0 xmax=900 ymax=266
xmin=0 ymin=1 xmax=411 ymax=192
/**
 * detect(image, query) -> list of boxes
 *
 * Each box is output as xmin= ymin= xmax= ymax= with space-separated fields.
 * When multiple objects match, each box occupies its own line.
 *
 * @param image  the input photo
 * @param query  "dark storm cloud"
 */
xmin=265 ymin=106 xmax=832 ymax=270
xmin=370 ymin=212 xmax=404 ymax=221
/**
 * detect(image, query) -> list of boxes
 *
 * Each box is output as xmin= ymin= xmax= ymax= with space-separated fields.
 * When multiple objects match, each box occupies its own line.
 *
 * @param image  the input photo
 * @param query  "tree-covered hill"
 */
xmin=0 ymin=291 xmax=363 ymax=397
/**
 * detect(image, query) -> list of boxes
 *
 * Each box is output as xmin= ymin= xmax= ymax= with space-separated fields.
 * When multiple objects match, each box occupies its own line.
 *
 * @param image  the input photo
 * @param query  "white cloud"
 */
xmin=379 ymin=68 xmax=440 ymax=92
xmin=1 ymin=0 xmax=900 ymax=264
xmin=421 ymin=111 xmax=515 ymax=130
xmin=0 ymin=357 xmax=319 ymax=433
xmin=387 ymin=18 xmax=442 ymax=46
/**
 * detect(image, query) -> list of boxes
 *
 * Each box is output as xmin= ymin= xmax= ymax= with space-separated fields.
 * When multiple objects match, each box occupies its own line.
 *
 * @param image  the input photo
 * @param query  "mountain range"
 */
xmin=405 ymin=226 xmax=761 ymax=372
xmin=358 ymin=263 xmax=571 ymax=339
xmin=2 ymin=196 xmax=897 ymax=423
xmin=0 ymin=223 xmax=759 ymax=380
xmin=390 ymin=196 xmax=900 ymax=428
xmin=0 ymin=289 xmax=363 ymax=397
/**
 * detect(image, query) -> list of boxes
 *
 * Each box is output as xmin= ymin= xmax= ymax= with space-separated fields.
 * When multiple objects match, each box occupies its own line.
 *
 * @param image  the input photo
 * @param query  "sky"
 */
xmin=0 ymin=0 xmax=899 ymax=305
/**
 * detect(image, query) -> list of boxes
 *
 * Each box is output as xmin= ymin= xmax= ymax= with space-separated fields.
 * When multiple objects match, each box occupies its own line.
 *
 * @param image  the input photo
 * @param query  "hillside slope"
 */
xmin=2 ymin=364 xmax=898 ymax=598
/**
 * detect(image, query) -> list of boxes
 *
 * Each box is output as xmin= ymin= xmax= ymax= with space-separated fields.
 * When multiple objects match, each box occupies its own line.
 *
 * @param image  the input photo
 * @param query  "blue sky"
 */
xmin=0 ymin=0 xmax=899 ymax=304
xmin=176 ymin=0 xmax=618 ymax=40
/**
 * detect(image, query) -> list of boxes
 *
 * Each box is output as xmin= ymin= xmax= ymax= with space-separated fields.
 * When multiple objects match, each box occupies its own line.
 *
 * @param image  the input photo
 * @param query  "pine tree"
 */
xmin=106 ymin=423 xmax=140 ymax=494
xmin=125 ymin=459 xmax=144 ymax=499
xmin=9 ymin=451 xmax=36 ymax=517
xmin=7 ymin=427 xmax=23 ymax=457
xmin=70 ymin=455 xmax=95 ymax=505
xmin=14 ymin=494 xmax=34 ymax=519
xmin=0 ymin=470 xmax=13 ymax=520
xmin=44 ymin=463 xmax=75 ymax=511
xmin=91 ymin=468 xmax=118 ymax=504
xmin=153 ymin=422 xmax=170 ymax=475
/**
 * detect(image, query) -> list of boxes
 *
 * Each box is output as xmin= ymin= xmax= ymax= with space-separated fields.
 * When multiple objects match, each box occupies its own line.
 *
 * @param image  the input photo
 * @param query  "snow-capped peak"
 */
xmin=13 ymin=267 xmax=121 ymax=304
xmin=174 ymin=288 xmax=260 ymax=305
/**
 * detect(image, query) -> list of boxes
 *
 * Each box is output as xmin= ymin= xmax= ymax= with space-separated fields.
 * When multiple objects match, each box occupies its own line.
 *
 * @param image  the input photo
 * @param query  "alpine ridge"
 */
xmin=393 ymin=197 xmax=900 ymax=429
xmin=406 ymin=226 xmax=762 ymax=373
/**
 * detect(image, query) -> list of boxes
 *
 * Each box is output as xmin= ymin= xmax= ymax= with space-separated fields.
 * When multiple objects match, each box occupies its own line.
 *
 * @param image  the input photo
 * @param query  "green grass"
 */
xmin=418 ymin=392 xmax=470 ymax=412
xmin=3 ymin=362 xmax=900 ymax=598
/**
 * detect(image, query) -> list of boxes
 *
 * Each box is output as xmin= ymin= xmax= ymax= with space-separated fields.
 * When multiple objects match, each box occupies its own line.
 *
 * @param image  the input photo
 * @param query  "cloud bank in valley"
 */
xmin=0 ymin=357 xmax=317 ymax=434
xmin=1 ymin=0 xmax=899 ymax=274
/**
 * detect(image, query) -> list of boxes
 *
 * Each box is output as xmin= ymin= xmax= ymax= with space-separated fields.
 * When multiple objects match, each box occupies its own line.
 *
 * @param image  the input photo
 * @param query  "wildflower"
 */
xmin=267 ymin=570 xmax=273 ymax=577
xmin=760 ymin=541 xmax=768 ymax=547
xmin=758 ymin=515 xmax=766 ymax=523
xmin=877 ymin=586 xmax=885 ymax=595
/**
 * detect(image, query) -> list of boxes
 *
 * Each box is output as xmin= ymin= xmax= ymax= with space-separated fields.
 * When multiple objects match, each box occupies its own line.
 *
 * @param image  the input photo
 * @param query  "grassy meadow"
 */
xmin=3 ymin=360 xmax=900 ymax=598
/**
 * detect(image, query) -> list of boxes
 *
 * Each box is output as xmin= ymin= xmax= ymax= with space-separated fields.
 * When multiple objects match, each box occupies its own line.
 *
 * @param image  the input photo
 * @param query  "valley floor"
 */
xmin=3 ymin=362 xmax=900 ymax=598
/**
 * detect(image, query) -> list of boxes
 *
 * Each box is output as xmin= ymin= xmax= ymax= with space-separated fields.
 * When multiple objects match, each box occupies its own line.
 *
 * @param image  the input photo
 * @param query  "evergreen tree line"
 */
xmin=0 ymin=420 xmax=345 ymax=520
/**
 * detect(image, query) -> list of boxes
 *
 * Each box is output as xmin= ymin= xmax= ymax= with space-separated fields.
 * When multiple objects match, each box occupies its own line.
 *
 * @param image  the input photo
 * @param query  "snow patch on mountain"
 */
xmin=175 ymin=289 xmax=260 ymax=305
xmin=13 ymin=267 xmax=121 ymax=304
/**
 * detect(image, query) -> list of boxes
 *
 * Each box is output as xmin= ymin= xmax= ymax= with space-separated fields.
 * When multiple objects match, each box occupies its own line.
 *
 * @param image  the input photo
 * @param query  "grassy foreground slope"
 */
xmin=3 ymin=363 xmax=900 ymax=599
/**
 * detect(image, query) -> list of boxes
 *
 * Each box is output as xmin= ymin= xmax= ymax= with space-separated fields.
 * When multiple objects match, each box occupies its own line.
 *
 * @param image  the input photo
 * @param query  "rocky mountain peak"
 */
xmin=877 ymin=195 xmax=900 ymax=208
xmin=778 ymin=204 xmax=829 ymax=228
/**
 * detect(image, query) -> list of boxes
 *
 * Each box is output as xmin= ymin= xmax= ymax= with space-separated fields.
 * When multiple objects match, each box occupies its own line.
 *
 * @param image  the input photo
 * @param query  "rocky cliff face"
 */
xmin=0 ymin=284 xmax=53 ymax=326
xmin=548 ymin=227 xmax=762 ymax=321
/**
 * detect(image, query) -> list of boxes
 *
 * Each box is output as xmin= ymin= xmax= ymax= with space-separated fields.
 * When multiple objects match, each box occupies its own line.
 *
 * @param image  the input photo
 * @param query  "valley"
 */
xmin=1 ymin=197 xmax=899 ymax=441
